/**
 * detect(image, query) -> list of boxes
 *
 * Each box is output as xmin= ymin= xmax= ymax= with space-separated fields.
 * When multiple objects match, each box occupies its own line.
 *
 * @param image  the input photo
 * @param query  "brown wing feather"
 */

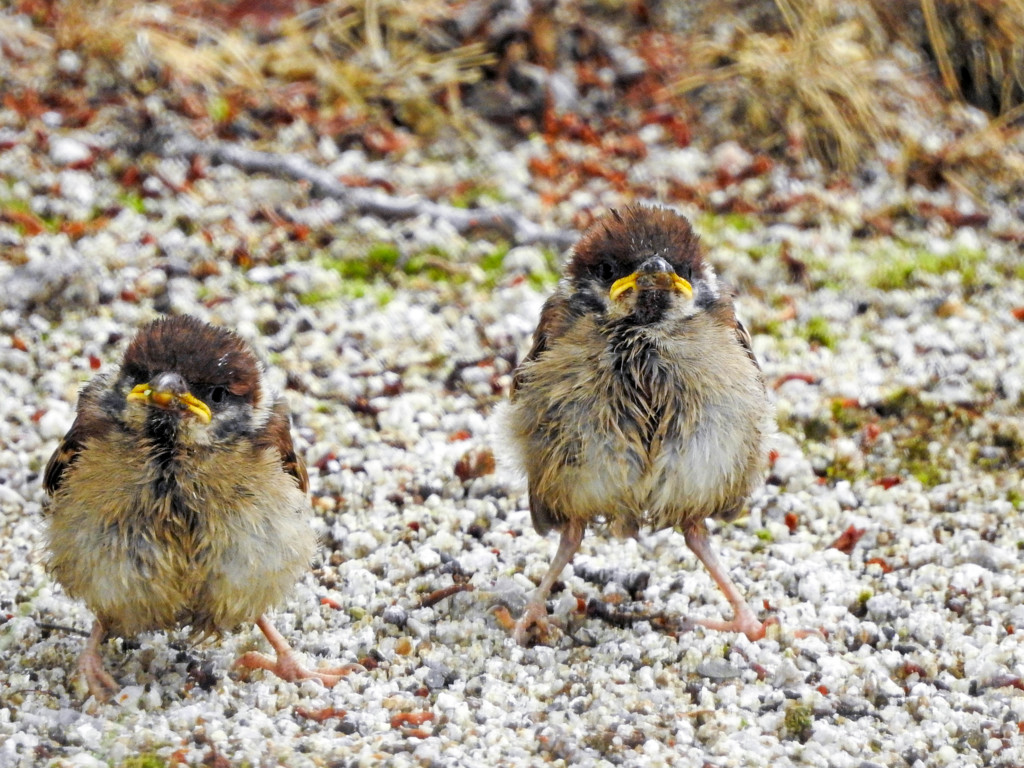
xmin=43 ymin=429 xmax=82 ymax=496
xmin=43 ymin=380 xmax=114 ymax=496
xmin=707 ymin=298 xmax=760 ymax=370
xmin=258 ymin=399 xmax=309 ymax=493
xmin=734 ymin=317 xmax=760 ymax=370
xmin=529 ymin=489 xmax=567 ymax=536
xmin=511 ymin=289 xmax=577 ymax=534
xmin=510 ymin=291 xmax=573 ymax=399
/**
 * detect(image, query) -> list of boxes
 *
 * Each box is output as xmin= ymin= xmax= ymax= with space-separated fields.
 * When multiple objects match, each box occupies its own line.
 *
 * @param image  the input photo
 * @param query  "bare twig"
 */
xmin=34 ymin=621 xmax=92 ymax=637
xmin=419 ymin=582 xmax=474 ymax=608
xmin=155 ymin=132 xmax=578 ymax=249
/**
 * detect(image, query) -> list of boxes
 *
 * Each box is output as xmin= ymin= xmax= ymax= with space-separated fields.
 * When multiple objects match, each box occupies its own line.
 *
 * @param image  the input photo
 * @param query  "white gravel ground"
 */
xmin=2 ymin=115 xmax=1024 ymax=768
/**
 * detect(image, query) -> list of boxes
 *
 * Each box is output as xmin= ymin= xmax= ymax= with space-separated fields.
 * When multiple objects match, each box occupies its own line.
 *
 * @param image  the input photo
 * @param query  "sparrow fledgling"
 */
xmin=506 ymin=205 xmax=774 ymax=645
xmin=43 ymin=315 xmax=353 ymax=701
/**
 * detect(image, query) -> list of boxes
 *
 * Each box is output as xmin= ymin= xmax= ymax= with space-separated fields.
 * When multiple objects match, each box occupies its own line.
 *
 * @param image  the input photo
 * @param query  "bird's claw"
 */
xmin=78 ymin=650 xmax=120 ymax=703
xmin=233 ymin=651 xmax=361 ymax=688
xmin=512 ymin=601 xmax=554 ymax=647
xmin=687 ymin=612 xmax=779 ymax=642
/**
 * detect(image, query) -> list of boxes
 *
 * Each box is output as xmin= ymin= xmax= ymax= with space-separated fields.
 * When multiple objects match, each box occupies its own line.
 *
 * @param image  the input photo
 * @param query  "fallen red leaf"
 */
xmin=121 ymin=166 xmax=142 ymax=187
xmin=3 ymin=89 xmax=45 ymax=119
xmin=391 ymin=712 xmax=434 ymax=728
xmin=528 ymin=155 xmax=563 ymax=180
xmin=491 ymin=606 xmax=516 ymax=631
xmin=772 ymin=372 xmax=819 ymax=389
xmin=1012 ymin=307 xmax=1024 ymax=322
xmin=861 ymin=423 xmax=881 ymax=446
xmin=605 ymin=134 xmax=647 ymax=160
xmin=3 ymin=209 xmax=45 ymax=236
xmin=454 ymin=447 xmax=495 ymax=482
xmin=296 ymin=706 xmax=346 ymax=722
xmin=866 ymin=557 xmax=892 ymax=573
xmin=830 ymin=524 xmax=865 ymax=554
xmin=877 ymin=476 xmax=902 ymax=490
xmin=900 ymin=662 xmax=928 ymax=678
xmin=988 ymin=676 xmax=1024 ymax=691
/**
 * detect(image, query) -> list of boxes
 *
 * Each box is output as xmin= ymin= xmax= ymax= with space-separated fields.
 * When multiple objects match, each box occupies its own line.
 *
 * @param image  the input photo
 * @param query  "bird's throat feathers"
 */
xmin=607 ymin=323 xmax=673 ymax=412
xmin=143 ymin=410 xmax=186 ymax=474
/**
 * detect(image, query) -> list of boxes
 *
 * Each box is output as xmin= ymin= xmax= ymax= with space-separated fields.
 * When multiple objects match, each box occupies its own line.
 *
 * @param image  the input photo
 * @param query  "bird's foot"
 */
xmin=512 ymin=600 xmax=554 ymax=646
xmin=233 ymin=650 xmax=361 ymax=688
xmin=239 ymin=614 xmax=362 ymax=688
xmin=688 ymin=613 xmax=779 ymax=642
xmin=77 ymin=647 xmax=120 ymax=703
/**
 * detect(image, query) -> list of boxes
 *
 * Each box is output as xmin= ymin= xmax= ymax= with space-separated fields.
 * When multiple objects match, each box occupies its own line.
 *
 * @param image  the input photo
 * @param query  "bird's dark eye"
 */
xmin=594 ymin=262 xmax=616 ymax=283
xmin=209 ymin=386 xmax=227 ymax=404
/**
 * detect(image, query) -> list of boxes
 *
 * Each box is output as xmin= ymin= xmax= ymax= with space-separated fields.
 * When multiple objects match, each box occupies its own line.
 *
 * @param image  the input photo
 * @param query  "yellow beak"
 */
xmin=127 ymin=383 xmax=212 ymax=424
xmin=609 ymin=271 xmax=693 ymax=301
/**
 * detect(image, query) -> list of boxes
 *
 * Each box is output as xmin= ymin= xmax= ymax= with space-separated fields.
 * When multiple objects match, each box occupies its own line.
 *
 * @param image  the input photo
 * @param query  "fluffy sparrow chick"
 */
xmin=43 ymin=315 xmax=353 ymax=701
xmin=506 ymin=206 xmax=773 ymax=645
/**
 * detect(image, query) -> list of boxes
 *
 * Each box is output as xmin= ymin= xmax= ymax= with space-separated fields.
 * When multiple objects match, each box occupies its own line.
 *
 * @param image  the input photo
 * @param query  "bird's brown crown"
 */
xmin=121 ymin=315 xmax=262 ymax=404
xmin=567 ymin=206 xmax=705 ymax=286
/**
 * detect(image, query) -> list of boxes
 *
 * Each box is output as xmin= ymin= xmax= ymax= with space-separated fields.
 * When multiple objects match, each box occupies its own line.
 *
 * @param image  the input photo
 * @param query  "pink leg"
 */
xmin=78 ymin=620 xmax=120 ymax=702
xmin=513 ymin=521 xmax=585 ymax=646
xmin=234 ymin=615 xmax=361 ymax=687
xmin=683 ymin=522 xmax=775 ymax=641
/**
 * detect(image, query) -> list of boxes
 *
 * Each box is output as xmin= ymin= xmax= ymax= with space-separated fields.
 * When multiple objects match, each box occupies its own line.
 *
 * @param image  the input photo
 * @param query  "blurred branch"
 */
xmin=155 ymin=132 xmax=577 ymax=249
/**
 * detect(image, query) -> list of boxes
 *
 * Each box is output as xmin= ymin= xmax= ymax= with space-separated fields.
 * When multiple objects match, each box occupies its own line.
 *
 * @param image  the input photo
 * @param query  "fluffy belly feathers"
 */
xmin=509 ymin=329 xmax=766 ymax=532
xmin=45 ymin=436 xmax=313 ymax=637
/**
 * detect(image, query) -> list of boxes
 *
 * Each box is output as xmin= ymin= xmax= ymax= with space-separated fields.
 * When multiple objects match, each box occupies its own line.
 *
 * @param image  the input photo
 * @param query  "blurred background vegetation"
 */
xmin=2 ymin=0 xmax=1024 ymax=201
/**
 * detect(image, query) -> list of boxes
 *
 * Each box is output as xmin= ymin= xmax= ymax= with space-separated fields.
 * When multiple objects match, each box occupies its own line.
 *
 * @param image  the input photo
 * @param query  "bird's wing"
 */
xmin=259 ymin=399 xmax=309 ymax=493
xmin=510 ymin=291 xmax=573 ymax=399
xmin=707 ymin=297 xmax=760 ymax=370
xmin=511 ymin=290 xmax=576 ymax=535
xmin=43 ymin=380 xmax=112 ymax=496
xmin=734 ymin=316 xmax=760 ymax=370
xmin=528 ymin=488 xmax=566 ymax=536
xmin=43 ymin=423 xmax=85 ymax=496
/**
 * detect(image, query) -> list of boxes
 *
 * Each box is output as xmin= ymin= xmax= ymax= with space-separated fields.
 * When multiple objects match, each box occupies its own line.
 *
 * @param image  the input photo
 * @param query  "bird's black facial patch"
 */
xmin=693 ymin=280 xmax=720 ymax=310
xmin=567 ymin=289 xmax=606 ymax=318
xmin=100 ymin=383 xmax=129 ymax=422
xmin=211 ymin=406 xmax=256 ymax=442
